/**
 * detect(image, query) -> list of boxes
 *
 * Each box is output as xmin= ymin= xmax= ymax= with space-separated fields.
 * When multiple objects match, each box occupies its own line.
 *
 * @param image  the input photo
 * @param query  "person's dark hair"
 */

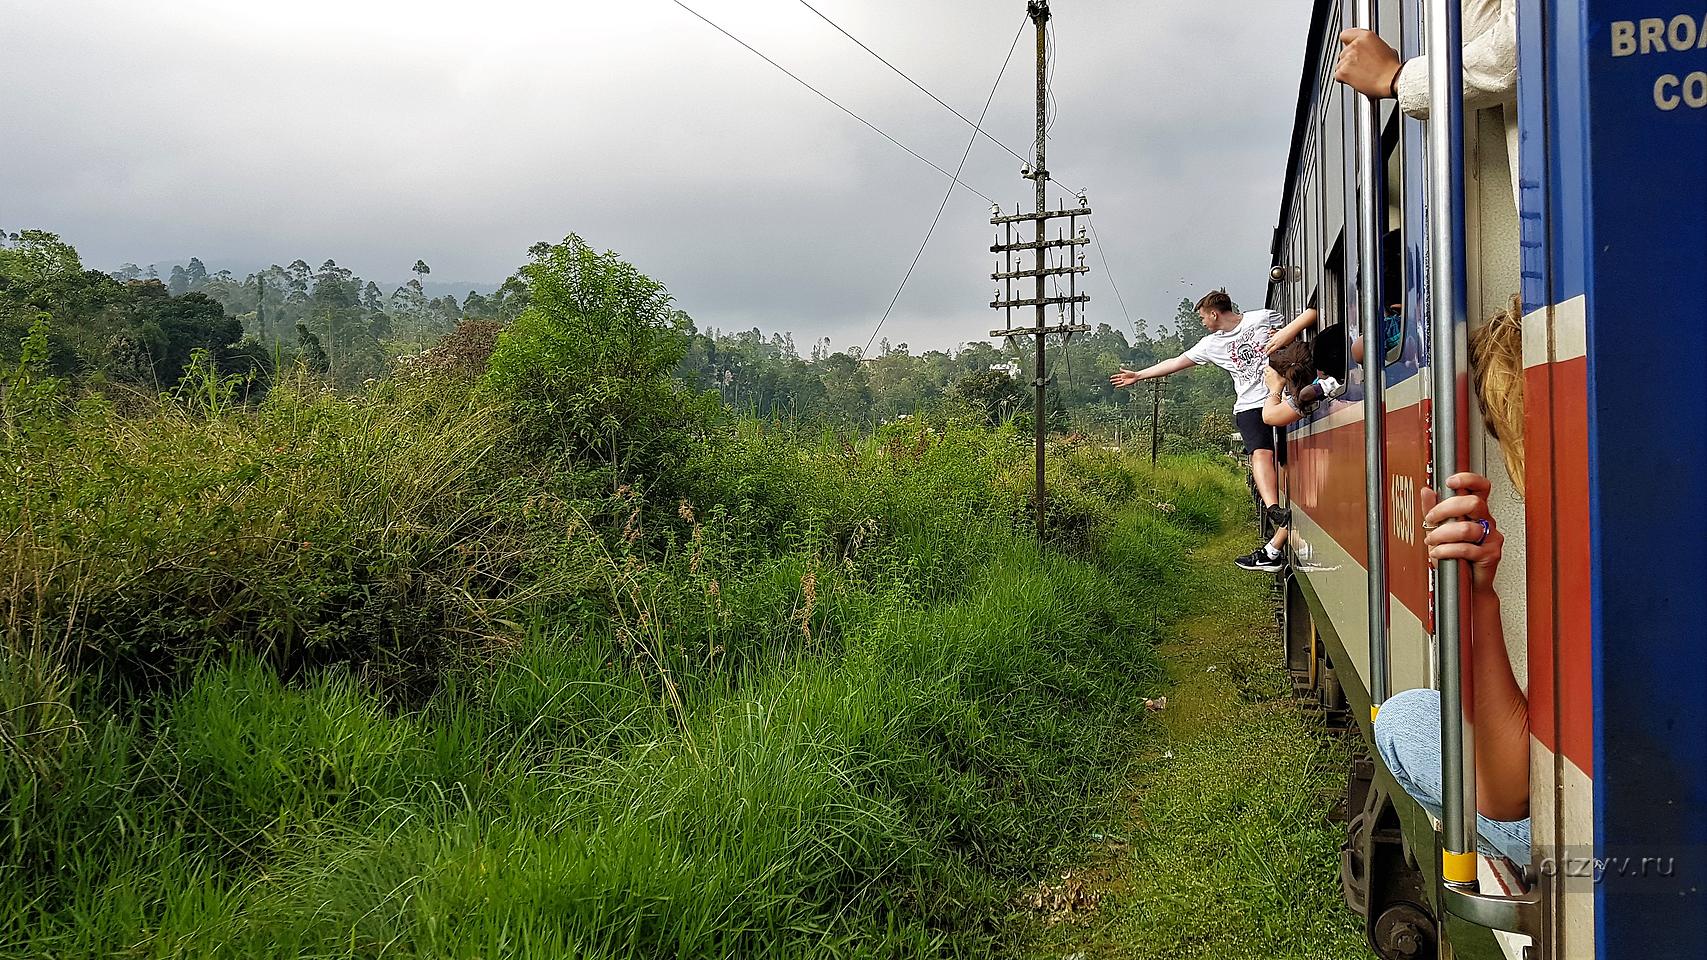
xmin=1194 ymin=289 xmax=1234 ymax=315
xmin=1268 ymin=340 xmax=1315 ymax=397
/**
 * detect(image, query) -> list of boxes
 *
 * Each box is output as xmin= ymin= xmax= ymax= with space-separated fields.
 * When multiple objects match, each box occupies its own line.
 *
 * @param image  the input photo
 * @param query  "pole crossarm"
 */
xmin=989 ymin=322 xmax=1090 ymax=338
xmin=992 ymin=265 xmax=1087 ymax=280
xmin=989 ymin=206 xmax=1092 ymax=225
xmin=989 ymin=294 xmax=1089 ymax=310
xmin=990 ymin=237 xmax=1089 ymax=253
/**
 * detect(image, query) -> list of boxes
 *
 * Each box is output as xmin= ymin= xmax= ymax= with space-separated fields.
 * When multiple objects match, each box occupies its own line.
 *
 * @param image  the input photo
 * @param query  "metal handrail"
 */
xmin=1424 ymin=0 xmax=1538 ymax=936
xmin=1425 ymin=0 xmax=1478 ymax=893
xmin=1353 ymin=0 xmax=1391 ymax=721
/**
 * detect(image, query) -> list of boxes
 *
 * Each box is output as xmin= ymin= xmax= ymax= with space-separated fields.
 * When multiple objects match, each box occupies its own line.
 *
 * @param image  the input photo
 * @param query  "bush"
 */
xmin=0 ymin=372 xmax=521 ymax=699
xmin=484 ymin=235 xmax=724 ymax=491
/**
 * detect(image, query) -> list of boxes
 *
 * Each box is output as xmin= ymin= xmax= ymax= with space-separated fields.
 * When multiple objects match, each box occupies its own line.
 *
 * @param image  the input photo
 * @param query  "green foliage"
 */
xmin=0 ymin=373 xmax=517 ymax=696
xmin=675 ymin=313 xmax=1251 ymax=449
xmin=0 ymin=229 xmax=83 ymax=290
xmin=1 ymin=314 xmax=65 ymax=439
xmin=0 ymin=231 xmax=265 ymax=392
xmin=1 ymin=354 xmax=1257 ymax=955
xmin=1 ymin=228 xmax=1298 ymax=957
xmin=486 ymin=234 xmax=722 ymax=486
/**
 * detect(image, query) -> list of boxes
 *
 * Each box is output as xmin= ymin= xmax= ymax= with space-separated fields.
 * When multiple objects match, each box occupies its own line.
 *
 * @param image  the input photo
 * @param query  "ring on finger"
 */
xmin=1421 ymin=520 xmax=1440 ymax=530
xmin=1474 ymin=518 xmax=1491 ymax=546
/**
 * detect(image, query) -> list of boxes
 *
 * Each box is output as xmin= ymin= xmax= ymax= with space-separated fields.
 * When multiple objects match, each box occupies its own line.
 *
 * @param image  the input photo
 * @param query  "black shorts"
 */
xmin=1235 ymin=408 xmax=1278 ymax=455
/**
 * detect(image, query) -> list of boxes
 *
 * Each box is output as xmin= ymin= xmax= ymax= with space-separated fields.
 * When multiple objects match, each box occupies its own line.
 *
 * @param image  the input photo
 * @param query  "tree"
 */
xmin=304 ymin=259 xmax=381 ymax=386
xmin=167 ymin=265 xmax=191 ymax=297
xmin=484 ymin=234 xmax=719 ymax=487
xmin=129 ymin=290 xmax=244 ymax=387
xmin=0 ymin=230 xmax=83 ymax=290
xmin=411 ymin=260 xmax=432 ymax=349
xmin=461 ymin=290 xmax=492 ymax=318
xmin=1174 ymin=297 xmax=1206 ymax=350
xmin=254 ymin=273 xmax=267 ymax=342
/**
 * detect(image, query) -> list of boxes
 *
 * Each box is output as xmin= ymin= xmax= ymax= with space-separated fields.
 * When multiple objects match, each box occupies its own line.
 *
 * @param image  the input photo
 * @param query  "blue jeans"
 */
xmin=1373 ymin=688 xmax=1533 ymax=867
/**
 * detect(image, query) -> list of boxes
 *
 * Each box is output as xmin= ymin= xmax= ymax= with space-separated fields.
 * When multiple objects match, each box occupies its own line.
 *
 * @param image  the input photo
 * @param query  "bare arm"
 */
xmin=1423 ymin=472 xmax=1530 ymax=822
xmin=1261 ymin=368 xmax=1305 ymax=427
xmin=1264 ymin=307 xmax=1319 ymax=354
xmin=1110 ymin=354 xmax=1196 ymax=389
xmin=1336 ymin=0 xmax=1517 ymax=117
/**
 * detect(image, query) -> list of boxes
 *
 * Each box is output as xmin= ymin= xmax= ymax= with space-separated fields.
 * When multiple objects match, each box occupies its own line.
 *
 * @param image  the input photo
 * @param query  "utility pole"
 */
xmin=990 ymin=0 xmax=1089 ymax=539
xmin=255 ymin=274 xmax=267 ymax=344
xmin=1150 ymin=377 xmax=1164 ymax=466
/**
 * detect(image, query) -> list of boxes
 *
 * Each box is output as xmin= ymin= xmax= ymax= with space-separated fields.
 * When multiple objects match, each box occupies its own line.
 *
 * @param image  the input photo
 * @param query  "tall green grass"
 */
xmin=2 ymin=376 xmax=1249 ymax=958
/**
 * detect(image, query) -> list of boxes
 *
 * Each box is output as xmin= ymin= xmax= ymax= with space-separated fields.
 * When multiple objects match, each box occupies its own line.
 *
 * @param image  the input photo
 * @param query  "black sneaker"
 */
xmin=1235 ymin=546 xmax=1285 ymax=573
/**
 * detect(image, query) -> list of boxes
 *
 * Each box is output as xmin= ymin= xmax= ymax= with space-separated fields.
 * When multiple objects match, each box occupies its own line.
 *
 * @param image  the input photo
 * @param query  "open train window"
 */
xmin=1381 ymin=115 xmax=1406 ymax=366
xmin=1317 ymin=235 xmax=1349 ymax=385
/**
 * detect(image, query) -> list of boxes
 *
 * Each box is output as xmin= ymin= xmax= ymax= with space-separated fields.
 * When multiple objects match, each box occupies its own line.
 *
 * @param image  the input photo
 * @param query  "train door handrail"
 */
xmin=1352 ymin=0 xmax=1391 ymax=721
xmin=1424 ymin=0 xmax=1539 ymax=936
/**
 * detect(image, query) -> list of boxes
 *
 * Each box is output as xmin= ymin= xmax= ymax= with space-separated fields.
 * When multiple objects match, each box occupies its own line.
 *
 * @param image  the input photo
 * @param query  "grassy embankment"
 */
xmin=1010 ymin=528 xmax=1373 ymax=959
xmin=2 ymin=355 xmax=1267 ymax=958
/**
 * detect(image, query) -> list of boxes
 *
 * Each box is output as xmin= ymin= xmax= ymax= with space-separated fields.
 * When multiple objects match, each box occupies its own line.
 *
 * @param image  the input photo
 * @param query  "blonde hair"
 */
xmin=1469 ymin=294 xmax=1526 ymax=492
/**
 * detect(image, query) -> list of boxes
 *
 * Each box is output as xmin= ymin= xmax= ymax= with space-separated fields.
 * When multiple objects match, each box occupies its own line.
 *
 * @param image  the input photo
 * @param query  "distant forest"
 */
xmin=1 ymin=228 xmax=1238 ymax=445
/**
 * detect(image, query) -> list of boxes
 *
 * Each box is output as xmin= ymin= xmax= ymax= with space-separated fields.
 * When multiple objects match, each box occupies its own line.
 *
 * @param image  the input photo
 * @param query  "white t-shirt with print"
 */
xmin=1183 ymin=309 xmax=1287 ymax=413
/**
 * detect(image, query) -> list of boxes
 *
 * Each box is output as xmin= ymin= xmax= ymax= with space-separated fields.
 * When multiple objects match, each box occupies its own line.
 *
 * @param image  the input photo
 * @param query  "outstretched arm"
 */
xmin=1422 ymin=472 xmax=1530 ymax=822
xmin=1110 ymin=354 xmax=1196 ymax=389
xmin=1264 ymin=307 xmax=1319 ymax=355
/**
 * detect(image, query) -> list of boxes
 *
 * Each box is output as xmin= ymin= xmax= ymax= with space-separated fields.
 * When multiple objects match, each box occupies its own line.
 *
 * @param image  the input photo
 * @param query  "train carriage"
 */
xmin=1269 ymin=1 xmax=1707 ymax=958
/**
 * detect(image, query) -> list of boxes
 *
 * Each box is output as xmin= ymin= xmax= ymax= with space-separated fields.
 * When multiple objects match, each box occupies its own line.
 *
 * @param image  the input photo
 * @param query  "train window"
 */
xmin=1283 ymin=213 xmax=1297 ymax=316
xmin=1382 ymin=110 xmax=1405 ymax=366
xmin=1303 ymin=155 xmax=1319 ymax=308
xmin=1323 ymin=84 xmax=1347 ymax=246
xmin=1319 ymin=235 xmax=1350 ymax=385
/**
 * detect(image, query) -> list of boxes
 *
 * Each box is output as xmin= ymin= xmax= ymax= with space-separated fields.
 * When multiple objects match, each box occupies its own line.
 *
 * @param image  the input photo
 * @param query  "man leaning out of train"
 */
xmin=1373 ymin=306 xmax=1532 ymax=867
xmin=1109 ymin=293 xmax=1318 ymax=574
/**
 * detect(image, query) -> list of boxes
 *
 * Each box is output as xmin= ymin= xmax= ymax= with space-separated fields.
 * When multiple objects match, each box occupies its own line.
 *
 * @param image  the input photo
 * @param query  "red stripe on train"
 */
xmin=1526 ymin=355 xmax=1593 ymax=777
xmin=1288 ymin=401 xmax=1433 ymax=628
xmin=1288 ymin=370 xmax=1593 ymax=778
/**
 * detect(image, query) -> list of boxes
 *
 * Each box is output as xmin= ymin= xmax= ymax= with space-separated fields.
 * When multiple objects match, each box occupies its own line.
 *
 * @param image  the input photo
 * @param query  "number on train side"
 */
xmin=1390 ymin=474 xmax=1417 ymax=545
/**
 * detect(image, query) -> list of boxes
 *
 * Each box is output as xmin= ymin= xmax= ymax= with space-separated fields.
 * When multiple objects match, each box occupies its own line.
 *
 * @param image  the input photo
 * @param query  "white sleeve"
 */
xmin=1395 ymin=0 xmax=1517 ymax=120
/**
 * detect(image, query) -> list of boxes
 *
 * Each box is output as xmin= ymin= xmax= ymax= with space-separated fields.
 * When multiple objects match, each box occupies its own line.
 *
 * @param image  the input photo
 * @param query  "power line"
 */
xmin=667 ymin=0 xmax=996 ymax=205
xmin=792 ymin=0 xmax=1034 ymax=168
xmin=681 ymin=0 xmax=1140 ymax=352
xmin=1085 ymin=216 xmax=1140 ymax=339
xmin=792 ymin=2 xmax=1136 ymax=347
xmin=862 ymin=16 xmax=1029 ymax=357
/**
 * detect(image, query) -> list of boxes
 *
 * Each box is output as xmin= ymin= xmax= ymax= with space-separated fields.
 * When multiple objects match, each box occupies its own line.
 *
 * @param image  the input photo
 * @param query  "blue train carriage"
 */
xmin=1268 ymin=1 xmax=1706 ymax=958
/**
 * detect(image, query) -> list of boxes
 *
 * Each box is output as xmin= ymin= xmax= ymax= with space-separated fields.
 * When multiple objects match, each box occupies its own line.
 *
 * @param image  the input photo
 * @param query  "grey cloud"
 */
xmin=1 ymin=0 xmax=1312 ymax=350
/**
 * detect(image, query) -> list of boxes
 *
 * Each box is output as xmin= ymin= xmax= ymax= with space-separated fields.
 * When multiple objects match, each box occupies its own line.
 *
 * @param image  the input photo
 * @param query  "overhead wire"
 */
xmin=1086 ymin=216 xmax=1140 ymax=340
xmin=792 ymin=0 xmax=1033 ymax=168
xmin=792 ymin=1 xmax=1141 ymax=343
xmin=678 ymin=0 xmax=1145 ymax=350
xmin=861 ymin=15 xmax=1029 ymax=357
xmin=667 ymin=0 xmax=997 ymax=205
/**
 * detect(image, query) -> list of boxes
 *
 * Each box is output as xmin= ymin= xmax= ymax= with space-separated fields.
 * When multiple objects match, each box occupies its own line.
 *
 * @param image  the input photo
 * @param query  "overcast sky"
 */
xmin=2 ymin=0 xmax=1311 ymax=352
